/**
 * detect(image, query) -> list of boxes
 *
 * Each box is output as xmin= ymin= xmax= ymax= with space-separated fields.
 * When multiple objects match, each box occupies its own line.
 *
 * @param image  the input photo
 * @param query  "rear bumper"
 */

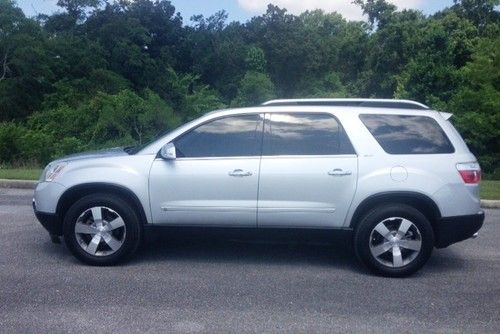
xmin=434 ymin=211 xmax=484 ymax=248
xmin=33 ymin=201 xmax=62 ymax=236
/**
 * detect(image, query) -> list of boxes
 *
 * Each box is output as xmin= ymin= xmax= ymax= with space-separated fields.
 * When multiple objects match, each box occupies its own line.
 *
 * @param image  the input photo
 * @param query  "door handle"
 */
xmin=228 ymin=169 xmax=253 ymax=177
xmin=328 ymin=169 xmax=352 ymax=176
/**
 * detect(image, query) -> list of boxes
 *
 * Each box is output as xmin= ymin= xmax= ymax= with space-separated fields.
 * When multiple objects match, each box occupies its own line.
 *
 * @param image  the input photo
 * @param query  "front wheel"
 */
xmin=354 ymin=204 xmax=434 ymax=277
xmin=63 ymin=193 xmax=142 ymax=266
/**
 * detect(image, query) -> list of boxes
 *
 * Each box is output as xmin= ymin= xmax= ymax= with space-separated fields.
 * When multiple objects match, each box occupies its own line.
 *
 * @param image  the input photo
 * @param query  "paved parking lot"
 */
xmin=1 ymin=188 xmax=499 ymax=333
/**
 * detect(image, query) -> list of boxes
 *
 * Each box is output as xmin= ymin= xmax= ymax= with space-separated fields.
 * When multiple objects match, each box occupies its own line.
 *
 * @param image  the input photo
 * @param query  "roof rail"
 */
xmin=261 ymin=98 xmax=429 ymax=110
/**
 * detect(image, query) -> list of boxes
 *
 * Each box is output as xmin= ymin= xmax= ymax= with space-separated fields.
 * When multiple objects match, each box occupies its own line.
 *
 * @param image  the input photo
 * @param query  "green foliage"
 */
xmin=0 ymin=0 xmax=497 ymax=172
xmin=0 ymin=122 xmax=25 ymax=162
xmin=448 ymin=36 xmax=500 ymax=172
xmin=0 ymin=89 xmax=182 ymax=164
xmin=452 ymin=0 xmax=500 ymax=30
xmin=183 ymin=86 xmax=226 ymax=120
xmin=156 ymin=67 xmax=225 ymax=120
xmin=90 ymin=89 xmax=181 ymax=146
xmin=300 ymin=73 xmax=350 ymax=98
xmin=41 ymin=70 xmax=130 ymax=110
xmin=232 ymin=71 xmax=276 ymax=107
xmin=57 ymin=0 xmax=101 ymax=20
xmin=0 ymin=168 xmax=42 ymax=180
xmin=481 ymin=180 xmax=500 ymax=198
xmin=394 ymin=11 xmax=477 ymax=104
xmin=354 ymin=0 xmax=397 ymax=29
xmin=0 ymin=0 xmax=53 ymax=120
xmin=18 ymin=129 xmax=55 ymax=164
xmin=245 ymin=47 xmax=267 ymax=72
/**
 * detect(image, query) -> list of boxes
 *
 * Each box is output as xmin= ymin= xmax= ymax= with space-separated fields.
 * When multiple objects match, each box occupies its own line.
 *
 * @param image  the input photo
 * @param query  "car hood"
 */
xmin=53 ymin=147 xmax=129 ymax=164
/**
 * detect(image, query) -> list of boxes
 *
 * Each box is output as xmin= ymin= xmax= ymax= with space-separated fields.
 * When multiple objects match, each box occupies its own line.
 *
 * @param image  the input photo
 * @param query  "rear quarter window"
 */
xmin=359 ymin=114 xmax=455 ymax=154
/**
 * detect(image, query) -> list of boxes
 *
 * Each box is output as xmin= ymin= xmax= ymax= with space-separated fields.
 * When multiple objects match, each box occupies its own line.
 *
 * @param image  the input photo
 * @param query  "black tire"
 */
xmin=63 ymin=193 xmax=142 ymax=266
xmin=353 ymin=204 xmax=434 ymax=277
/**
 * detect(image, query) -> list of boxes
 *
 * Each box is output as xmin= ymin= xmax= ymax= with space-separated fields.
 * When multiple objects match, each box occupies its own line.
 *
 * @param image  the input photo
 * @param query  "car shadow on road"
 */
xmin=35 ymin=226 xmax=470 ymax=276
xmin=424 ymin=247 xmax=469 ymax=273
xmin=129 ymin=227 xmax=365 ymax=273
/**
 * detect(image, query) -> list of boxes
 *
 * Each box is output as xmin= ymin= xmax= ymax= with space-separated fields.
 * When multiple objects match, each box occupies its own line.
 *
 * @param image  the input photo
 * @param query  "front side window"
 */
xmin=174 ymin=114 xmax=263 ymax=158
xmin=360 ymin=114 xmax=455 ymax=154
xmin=263 ymin=113 xmax=355 ymax=156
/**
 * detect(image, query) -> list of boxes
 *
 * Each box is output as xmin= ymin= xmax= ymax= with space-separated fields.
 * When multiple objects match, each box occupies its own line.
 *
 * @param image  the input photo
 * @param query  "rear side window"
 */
xmin=360 ymin=114 xmax=454 ymax=154
xmin=263 ymin=113 xmax=355 ymax=156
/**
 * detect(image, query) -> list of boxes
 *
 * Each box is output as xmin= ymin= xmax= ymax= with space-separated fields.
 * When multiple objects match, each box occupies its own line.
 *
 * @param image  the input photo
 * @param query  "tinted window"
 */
xmin=174 ymin=114 xmax=263 ymax=157
xmin=263 ymin=113 xmax=355 ymax=156
xmin=360 ymin=114 xmax=454 ymax=154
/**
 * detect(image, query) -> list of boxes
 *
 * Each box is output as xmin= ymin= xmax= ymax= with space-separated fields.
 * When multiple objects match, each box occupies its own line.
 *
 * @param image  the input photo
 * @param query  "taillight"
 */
xmin=456 ymin=162 xmax=481 ymax=184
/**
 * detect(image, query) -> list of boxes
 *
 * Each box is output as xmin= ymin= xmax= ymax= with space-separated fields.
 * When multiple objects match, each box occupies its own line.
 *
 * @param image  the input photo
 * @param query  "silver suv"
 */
xmin=33 ymin=99 xmax=484 ymax=276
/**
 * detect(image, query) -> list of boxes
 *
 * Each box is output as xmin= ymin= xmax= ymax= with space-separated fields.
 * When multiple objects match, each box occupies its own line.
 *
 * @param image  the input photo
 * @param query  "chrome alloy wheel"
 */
xmin=369 ymin=217 xmax=422 ymax=268
xmin=74 ymin=206 xmax=126 ymax=256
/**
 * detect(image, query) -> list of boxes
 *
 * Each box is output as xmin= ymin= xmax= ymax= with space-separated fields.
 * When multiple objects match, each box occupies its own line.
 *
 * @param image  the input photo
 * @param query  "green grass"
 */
xmin=0 ymin=168 xmax=42 ymax=180
xmin=481 ymin=180 xmax=500 ymax=200
xmin=0 ymin=167 xmax=499 ymax=200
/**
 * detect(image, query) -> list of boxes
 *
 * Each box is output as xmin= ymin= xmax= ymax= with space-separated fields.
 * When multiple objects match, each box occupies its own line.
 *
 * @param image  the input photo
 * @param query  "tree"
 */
xmin=90 ymin=89 xmax=181 ymax=146
xmin=57 ymin=0 xmax=101 ymax=21
xmin=231 ymin=71 xmax=276 ymax=107
xmin=452 ymin=0 xmax=500 ymax=30
xmin=0 ymin=0 xmax=497 ymax=172
xmin=245 ymin=46 xmax=267 ymax=72
xmin=358 ymin=9 xmax=424 ymax=97
xmin=246 ymin=5 xmax=310 ymax=96
xmin=394 ymin=12 xmax=477 ymax=105
xmin=448 ymin=37 xmax=500 ymax=172
xmin=155 ymin=68 xmax=225 ymax=120
xmin=187 ymin=13 xmax=247 ymax=101
xmin=354 ymin=0 xmax=396 ymax=29
xmin=0 ymin=0 xmax=53 ymax=120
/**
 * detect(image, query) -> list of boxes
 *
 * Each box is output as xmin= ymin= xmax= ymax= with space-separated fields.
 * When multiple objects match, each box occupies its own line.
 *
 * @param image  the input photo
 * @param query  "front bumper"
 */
xmin=434 ymin=211 xmax=485 ymax=248
xmin=33 ymin=200 xmax=63 ymax=236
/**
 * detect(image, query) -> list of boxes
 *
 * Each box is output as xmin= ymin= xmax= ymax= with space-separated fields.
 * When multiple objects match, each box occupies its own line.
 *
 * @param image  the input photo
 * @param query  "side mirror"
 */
xmin=159 ymin=142 xmax=176 ymax=160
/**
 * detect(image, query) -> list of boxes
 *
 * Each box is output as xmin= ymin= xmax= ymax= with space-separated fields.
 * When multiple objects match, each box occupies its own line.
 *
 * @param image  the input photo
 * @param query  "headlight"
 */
xmin=41 ymin=162 xmax=67 ymax=182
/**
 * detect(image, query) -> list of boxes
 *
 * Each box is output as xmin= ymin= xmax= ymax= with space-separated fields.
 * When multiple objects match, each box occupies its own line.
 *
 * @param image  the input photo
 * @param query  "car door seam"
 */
xmin=256 ymin=112 xmax=266 ymax=228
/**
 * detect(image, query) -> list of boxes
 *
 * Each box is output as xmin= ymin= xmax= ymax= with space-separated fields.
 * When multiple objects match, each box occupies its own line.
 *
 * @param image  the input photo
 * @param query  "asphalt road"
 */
xmin=1 ymin=188 xmax=499 ymax=333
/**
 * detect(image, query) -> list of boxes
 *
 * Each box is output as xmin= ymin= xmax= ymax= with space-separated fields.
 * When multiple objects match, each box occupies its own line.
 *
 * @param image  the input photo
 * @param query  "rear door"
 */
xmin=257 ymin=112 xmax=358 ymax=228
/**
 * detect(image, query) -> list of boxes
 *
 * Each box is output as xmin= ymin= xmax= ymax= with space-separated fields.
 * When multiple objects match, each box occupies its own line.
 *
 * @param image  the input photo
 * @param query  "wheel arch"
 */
xmin=56 ymin=183 xmax=149 ymax=226
xmin=350 ymin=191 xmax=441 ymax=231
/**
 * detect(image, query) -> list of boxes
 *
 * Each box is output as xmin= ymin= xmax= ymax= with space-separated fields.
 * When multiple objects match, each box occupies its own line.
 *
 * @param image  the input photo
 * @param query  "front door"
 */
xmin=257 ymin=112 xmax=358 ymax=228
xmin=149 ymin=114 xmax=264 ymax=226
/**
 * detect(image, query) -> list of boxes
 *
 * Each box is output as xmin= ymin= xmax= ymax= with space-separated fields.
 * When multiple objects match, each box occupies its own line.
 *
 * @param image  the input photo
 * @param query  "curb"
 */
xmin=480 ymin=200 xmax=500 ymax=209
xmin=0 ymin=179 xmax=499 ymax=209
xmin=0 ymin=179 xmax=37 ymax=189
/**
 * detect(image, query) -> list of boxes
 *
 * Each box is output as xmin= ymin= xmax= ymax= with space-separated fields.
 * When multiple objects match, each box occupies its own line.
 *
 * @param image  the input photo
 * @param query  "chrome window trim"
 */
xmin=260 ymin=154 xmax=358 ymax=159
xmin=154 ymin=156 xmax=261 ymax=161
xmin=154 ymin=154 xmax=358 ymax=162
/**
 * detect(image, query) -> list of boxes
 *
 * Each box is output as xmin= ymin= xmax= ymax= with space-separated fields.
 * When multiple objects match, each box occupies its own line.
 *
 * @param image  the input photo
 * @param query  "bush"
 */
xmin=17 ymin=129 xmax=55 ymax=165
xmin=0 ymin=122 xmax=26 ymax=163
xmin=479 ymin=154 xmax=500 ymax=179
xmin=231 ymin=71 xmax=276 ymax=107
xmin=89 ymin=89 xmax=181 ymax=146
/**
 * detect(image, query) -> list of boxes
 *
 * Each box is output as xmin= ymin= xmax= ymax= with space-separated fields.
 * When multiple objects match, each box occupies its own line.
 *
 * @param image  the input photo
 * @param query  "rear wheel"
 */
xmin=63 ymin=193 xmax=142 ymax=266
xmin=354 ymin=204 xmax=434 ymax=277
